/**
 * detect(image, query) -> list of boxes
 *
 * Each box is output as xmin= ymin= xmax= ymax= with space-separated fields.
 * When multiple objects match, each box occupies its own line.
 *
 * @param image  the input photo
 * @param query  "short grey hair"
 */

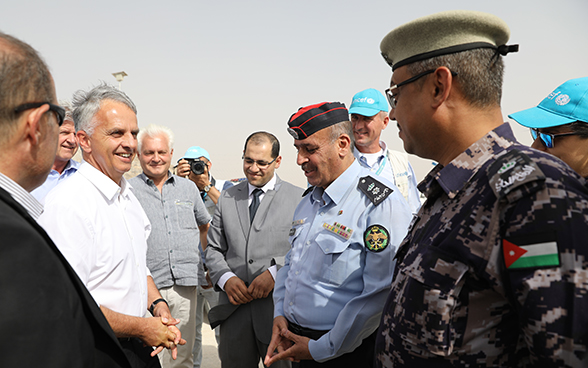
xmin=58 ymin=99 xmax=73 ymax=122
xmin=329 ymin=120 xmax=355 ymax=148
xmin=406 ymin=48 xmax=504 ymax=108
xmin=137 ymin=124 xmax=175 ymax=151
xmin=71 ymin=83 xmax=137 ymax=135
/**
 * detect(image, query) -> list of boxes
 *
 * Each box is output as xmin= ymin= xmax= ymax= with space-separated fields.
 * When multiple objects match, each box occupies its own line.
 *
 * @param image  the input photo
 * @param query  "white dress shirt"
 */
xmin=39 ymin=162 xmax=152 ymax=317
xmin=0 ymin=173 xmax=43 ymax=220
xmin=217 ymin=174 xmax=278 ymax=290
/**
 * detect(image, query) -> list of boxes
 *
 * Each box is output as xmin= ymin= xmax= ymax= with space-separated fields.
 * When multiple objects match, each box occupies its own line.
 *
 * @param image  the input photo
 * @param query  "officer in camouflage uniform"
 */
xmin=374 ymin=10 xmax=588 ymax=368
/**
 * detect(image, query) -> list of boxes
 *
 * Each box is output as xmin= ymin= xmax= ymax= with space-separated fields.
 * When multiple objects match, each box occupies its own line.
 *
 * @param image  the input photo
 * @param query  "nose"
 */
xmin=66 ymin=133 xmax=77 ymax=145
xmin=389 ymin=108 xmax=396 ymax=121
xmin=122 ymin=132 xmax=137 ymax=150
xmin=296 ymin=151 xmax=307 ymax=166
xmin=530 ymin=138 xmax=546 ymax=151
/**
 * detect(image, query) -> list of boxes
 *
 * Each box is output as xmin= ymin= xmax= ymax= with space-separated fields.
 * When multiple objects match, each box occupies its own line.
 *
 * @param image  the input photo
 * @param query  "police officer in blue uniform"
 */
xmin=264 ymin=102 xmax=413 ymax=367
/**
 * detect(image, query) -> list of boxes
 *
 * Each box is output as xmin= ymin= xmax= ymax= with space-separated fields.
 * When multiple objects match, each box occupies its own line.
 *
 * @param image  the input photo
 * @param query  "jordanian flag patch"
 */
xmin=503 ymin=234 xmax=560 ymax=269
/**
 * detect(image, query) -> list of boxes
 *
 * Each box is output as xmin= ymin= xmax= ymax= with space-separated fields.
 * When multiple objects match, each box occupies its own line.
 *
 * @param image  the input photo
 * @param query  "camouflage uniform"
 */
xmin=374 ymin=123 xmax=588 ymax=367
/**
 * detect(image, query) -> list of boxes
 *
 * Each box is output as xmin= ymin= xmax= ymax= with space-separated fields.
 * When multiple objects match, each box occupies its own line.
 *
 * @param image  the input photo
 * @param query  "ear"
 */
xmin=337 ymin=134 xmax=352 ymax=157
xmin=381 ymin=114 xmax=390 ymax=130
xmin=77 ymin=130 xmax=91 ymax=154
xmin=24 ymin=104 xmax=51 ymax=146
xmin=431 ymin=67 xmax=454 ymax=108
xmin=274 ymin=155 xmax=282 ymax=169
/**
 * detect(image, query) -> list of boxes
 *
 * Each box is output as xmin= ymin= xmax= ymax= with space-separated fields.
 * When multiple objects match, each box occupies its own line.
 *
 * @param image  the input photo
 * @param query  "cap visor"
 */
xmin=508 ymin=105 xmax=577 ymax=129
xmin=348 ymin=106 xmax=380 ymax=117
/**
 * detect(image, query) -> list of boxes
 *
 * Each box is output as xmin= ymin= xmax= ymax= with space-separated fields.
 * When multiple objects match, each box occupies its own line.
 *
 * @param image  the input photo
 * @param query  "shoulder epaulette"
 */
xmin=358 ymin=176 xmax=393 ymax=206
xmin=487 ymin=149 xmax=545 ymax=201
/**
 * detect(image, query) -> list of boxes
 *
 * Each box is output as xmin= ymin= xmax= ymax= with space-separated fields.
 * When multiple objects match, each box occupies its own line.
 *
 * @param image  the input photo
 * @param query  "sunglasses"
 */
xmin=14 ymin=102 xmax=65 ymax=126
xmin=530 ymin=128 xmax=578 ymax=148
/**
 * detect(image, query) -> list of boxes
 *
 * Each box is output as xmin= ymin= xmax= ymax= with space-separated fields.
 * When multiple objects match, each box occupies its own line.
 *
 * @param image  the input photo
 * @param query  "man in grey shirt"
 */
xmin=130 ymin=124 xmax=211 ymax=368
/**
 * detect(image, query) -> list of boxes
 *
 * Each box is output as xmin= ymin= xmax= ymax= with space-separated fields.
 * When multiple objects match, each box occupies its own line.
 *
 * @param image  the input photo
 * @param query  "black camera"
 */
xmin=190 ymin=159 xmax=207 ymax=175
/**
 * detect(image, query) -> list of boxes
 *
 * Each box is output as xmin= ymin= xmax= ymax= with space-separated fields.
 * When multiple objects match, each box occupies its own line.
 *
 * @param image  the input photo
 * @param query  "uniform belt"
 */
xmin=287 ymin=320 xmax=329 ymax=340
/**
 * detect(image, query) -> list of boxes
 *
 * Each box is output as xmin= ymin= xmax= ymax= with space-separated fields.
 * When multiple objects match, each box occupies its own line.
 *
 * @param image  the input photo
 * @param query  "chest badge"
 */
xmin=364 ymin=225 xmax=389 ymax=252
xmin=323 ymin=222 xmax=353 ymax=240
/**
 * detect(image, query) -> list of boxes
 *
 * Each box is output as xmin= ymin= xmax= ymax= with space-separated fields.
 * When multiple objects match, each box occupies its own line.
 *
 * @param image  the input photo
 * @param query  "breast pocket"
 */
xmin=393 ymin=246 xmax=468 ymax=356
xmin=315 ymin=232 xmax=356 ymax=286
xmin=175 ymin=200 xmax=197 ymax=229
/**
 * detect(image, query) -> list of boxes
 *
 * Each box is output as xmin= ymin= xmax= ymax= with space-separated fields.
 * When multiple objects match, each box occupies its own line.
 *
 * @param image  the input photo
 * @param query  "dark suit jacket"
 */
xmin=0 ymin=187 xmax=130 ymax=367
xmin=206 ymin=175 xmax=303 ymax=342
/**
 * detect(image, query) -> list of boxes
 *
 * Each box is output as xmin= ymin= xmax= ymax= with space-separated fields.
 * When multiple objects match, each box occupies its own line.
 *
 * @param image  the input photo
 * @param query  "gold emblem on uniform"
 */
xmin=364 ymin=225 xmax=389 ymax=252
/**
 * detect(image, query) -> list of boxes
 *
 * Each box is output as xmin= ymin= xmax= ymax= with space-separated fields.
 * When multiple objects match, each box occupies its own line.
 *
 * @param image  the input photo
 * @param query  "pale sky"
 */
xmin=2 ymin=0 xmax=587 ymax=187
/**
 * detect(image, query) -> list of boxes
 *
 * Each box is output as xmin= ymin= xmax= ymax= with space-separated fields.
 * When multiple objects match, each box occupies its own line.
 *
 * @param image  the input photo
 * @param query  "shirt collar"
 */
xmin=138 ymin=171 xmax=175 ymax=187
xmin=78 ymin=161 xmax=132 ymax=202
xmin=0 ymin=172 xmax=43 ymax=219
xmin=353 ymin=142 xmax=386 ymax=168
xmin=311 ymin=159 xmax=360 ymax=206
xmin=419 ymin=123 xmax=517 ymax=199
xmin=248 ymin=174 xmax=277 ymax=196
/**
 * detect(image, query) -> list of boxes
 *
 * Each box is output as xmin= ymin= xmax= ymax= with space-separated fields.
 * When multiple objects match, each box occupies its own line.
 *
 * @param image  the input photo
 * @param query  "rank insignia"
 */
xmin=323 ymin=222 xmax=353 ymax=240
xmin=292 ymin=219 xmax=305 ymax=227
xmin=358 ymin=176 xmax=392 ymax=206
xmin=364 ymin=225 xmax=389 ymax=252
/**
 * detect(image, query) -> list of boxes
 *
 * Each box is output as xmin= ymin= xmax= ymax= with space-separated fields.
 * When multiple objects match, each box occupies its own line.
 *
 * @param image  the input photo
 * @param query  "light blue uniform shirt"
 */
xmin=273 ymin=160 xmax=413 ymax=362
xmin=31 ymin=159 xmax=80 ymax=204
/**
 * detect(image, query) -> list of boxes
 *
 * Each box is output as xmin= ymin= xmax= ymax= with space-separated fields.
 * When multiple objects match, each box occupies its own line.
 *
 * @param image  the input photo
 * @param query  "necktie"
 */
xmin=249 ymin=188 xmax=262 ymax=224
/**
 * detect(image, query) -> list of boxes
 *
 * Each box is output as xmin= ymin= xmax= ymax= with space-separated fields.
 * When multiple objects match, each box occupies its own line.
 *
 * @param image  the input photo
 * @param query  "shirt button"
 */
xmin=306 ymin=241 xmax=310 ymax=245
xmin=289 ymin=302 xmax=293 ymax=306
xmin=325 ymin=248 xmax=329 ymax=252
xmin=170 ymin=250 xmax=173 ymax=253
xmin=248 ymin=259 xmax=253 ymax=264
xmin=295 ymin=271 xmax=299 ymax=275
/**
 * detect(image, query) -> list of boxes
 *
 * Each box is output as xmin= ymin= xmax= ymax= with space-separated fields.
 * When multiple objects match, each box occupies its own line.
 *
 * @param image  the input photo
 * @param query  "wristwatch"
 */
xmin=149 ymin=298 xmax=168 ymax=315
xmin=203 ymin=184 xmax=213 ymax=193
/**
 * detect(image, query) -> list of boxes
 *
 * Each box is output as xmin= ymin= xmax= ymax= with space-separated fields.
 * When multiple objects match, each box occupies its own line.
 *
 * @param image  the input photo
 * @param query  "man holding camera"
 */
xmin=176 ymin=146 xmax=238 ymax=368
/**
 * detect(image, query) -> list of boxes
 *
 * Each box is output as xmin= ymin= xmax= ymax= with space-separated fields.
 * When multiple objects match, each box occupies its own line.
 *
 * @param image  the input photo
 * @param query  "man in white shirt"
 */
xmin=349 ymin=88 xmax=421 ymax=213
xmin=40 ymin=84 xmax=185 ymax=368
xmin=31 ymin=100 xmax=80 ymax=203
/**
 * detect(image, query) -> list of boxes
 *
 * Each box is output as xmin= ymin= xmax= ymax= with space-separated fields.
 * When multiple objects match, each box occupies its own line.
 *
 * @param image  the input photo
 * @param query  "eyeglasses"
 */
xmin=242 ymin=155 xmax=277 ymax=168
xmin=384 ymin=69 xmax=458 ymax=109
xmin=14 ymin=102 xmax=65 ymax=126
xmin=530 ymin=128 xmax=578 ymax=148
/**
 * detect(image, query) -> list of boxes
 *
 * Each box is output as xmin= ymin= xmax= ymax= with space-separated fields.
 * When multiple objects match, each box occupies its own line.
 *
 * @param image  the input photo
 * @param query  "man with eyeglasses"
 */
xmin=31 ymin=100 xmax=80 ymax=204
xmin=374 ymin=10 xmax=588 ymax=367
xmin=509 ymin=77 xmax=588 ymax=179
xmin=349 ymin=88 xmax=421 ymax=213
xmin=205 ymin=132 xmax=302 ymax=368
xmin=0 ymin=32 xmax=130 ymax=367
xmin=265 ymin=102 xmax=412 ymax=367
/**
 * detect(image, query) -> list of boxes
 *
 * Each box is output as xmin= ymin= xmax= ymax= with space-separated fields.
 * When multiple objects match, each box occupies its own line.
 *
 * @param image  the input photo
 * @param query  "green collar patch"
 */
xmin=364 ymin=224 xmax=390 ymax=252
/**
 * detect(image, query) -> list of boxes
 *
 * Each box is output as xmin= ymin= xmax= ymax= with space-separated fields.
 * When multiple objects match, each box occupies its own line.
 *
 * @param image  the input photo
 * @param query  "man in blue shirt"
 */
xmin=130 ymin=125 xmax=211 ymax=368
xmin=265 ymin=102 xmax=413 ymax=367
xmin=31 ymin=100 xmax=79 ymax=204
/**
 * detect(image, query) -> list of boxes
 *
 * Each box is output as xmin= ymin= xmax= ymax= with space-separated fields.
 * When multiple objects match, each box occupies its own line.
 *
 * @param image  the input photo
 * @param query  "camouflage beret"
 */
xmin=380 ymin=10 xmax=518 ymax=71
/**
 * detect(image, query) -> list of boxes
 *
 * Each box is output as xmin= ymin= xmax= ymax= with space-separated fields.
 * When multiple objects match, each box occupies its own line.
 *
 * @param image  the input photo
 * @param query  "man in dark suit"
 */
xmin=205 ymin=132 xmax=302 ymax=368
xmin=0 ymin=31 xmax=130 ymax=367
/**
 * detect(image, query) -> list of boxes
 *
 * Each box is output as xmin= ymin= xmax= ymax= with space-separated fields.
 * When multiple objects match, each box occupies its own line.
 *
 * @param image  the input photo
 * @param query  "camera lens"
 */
xmin=190 ymin=160 xmax=206 ymax=175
